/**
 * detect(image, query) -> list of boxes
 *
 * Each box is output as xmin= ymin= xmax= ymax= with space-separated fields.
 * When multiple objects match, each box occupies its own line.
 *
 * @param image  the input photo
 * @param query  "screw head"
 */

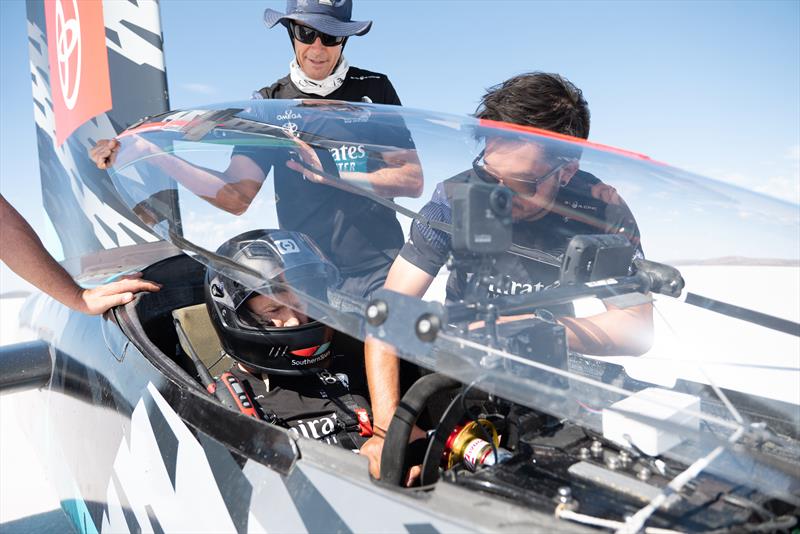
xmin=636 ymin=466 xmax=652 ymax=481
xmin=606 ymin=454 xmax=621 ymax=470
xmin=365 ymin=300 xmax=388 ymax=326
xmin=415 ymin=313 xmax=441 ymax=342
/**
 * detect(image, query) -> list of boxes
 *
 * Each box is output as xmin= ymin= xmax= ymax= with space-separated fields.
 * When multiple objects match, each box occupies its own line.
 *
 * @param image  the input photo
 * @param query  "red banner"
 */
xmin=45 ymin=0 xmax=112 ymax=146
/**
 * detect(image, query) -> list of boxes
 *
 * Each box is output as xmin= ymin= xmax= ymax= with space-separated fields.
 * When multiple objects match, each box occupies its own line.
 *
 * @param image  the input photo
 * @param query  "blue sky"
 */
xmin=1 ymin=0 xmax=799 ymax=291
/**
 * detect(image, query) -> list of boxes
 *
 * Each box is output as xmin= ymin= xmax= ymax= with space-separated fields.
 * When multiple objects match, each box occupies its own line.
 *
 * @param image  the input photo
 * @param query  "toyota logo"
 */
xmin=282 ymin=121 xmax=299 ymax=136
xmin=55 ymin=0 xmax=81 ymax=111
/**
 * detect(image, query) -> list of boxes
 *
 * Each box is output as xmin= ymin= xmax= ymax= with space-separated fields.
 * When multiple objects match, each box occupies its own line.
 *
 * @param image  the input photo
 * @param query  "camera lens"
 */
xmin=489 ymin=186 xmax=512 ymax=216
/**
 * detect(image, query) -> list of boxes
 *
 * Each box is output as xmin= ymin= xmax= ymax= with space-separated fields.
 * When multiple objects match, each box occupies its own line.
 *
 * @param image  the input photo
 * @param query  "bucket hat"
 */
xmin=264 ymin=0 xmax=372 ymax=37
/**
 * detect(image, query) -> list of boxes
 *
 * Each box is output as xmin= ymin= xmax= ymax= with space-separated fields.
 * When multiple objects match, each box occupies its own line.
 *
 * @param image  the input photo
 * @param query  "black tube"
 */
xmin=174 ymin=318 xmax=216 ymax=393
xmin=685 ymin=292 xmax=800 ymax=337
xmin=0 ymin=340 xmax=52 ymax=395
xmin=380 ymin=373 xmax=460 ymax=486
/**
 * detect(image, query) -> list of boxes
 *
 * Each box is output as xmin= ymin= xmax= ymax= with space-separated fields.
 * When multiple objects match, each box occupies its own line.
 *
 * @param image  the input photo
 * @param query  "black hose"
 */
xmin=0 ymin=340 xmax=52 ymax=395
xmin=380 ymin=373 xmax=460 ymax=486
xmin=459 ymin=381 xmax=498 ymax=466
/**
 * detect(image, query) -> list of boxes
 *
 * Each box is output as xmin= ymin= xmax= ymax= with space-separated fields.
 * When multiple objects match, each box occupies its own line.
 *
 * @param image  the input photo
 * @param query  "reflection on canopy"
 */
xmin=109 ymin=99 xmax=800 ymax=503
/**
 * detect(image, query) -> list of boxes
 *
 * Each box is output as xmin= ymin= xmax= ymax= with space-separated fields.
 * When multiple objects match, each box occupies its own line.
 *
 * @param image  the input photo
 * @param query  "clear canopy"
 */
xmin=109 ymin=100 xmax=800 ymax=503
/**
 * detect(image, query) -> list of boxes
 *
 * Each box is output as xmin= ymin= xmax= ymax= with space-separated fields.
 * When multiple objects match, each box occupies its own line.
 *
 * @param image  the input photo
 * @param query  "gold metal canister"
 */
xmin=445 ymin=419 xmax=500 ymax=469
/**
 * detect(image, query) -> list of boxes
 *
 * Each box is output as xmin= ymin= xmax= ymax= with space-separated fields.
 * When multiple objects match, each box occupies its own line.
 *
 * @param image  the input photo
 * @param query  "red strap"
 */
xmin=355 ymin=408 xmax=373 ymax=437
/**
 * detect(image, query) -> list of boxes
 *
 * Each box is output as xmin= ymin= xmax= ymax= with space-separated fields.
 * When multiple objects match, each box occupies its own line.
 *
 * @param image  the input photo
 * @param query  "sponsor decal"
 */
xmin=318 ymin=0 xmax=348 ymax=7
xmin=289 ymin=414 xmax=339 ymax=442
xmin=565 ymin=199 xmax=598 ymax=212
xmin=486 ymin=279 xmax=548 ymax=295
xmin=329 ymin=144 xmax=367 ymax=172
xmin=291 ymin=342 xmax=331 ymax=359
xmin=45 ymin=0 xmax=112 ymax=146
xmin=275 ymin=238 xmax=300 ymax=255
xmin=282 ymin=121 xmax=299 ymax=136
xmin=290 ymin=352 xmax=328 ymax=366
xmin=292 ymin=345 xmax=320 ymax=358
xmin=210 ymin=283 xmax=224 ymax=298
xmin=277 ymin=110 xmax=302 ymax=121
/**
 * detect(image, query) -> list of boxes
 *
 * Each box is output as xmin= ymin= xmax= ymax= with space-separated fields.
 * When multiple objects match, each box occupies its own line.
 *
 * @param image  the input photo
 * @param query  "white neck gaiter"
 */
xmin=289 ymin=56 xmax=350 ymax=97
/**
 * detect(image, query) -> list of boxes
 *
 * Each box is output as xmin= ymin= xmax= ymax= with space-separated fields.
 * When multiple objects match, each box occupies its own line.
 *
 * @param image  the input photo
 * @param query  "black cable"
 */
xmin=721 ymin=493 xmax=774 ymax=520
xmin=174 ymin=318 xmax=216 ymax=393
xmin=458 ymin=378 xmax=499 ymax=466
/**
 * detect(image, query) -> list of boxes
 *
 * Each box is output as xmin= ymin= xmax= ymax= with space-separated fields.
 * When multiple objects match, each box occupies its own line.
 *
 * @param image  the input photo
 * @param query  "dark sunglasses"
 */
xmin=290 ymin=23 xmax=346 ymax=47
xmin=472 ymin=152 xmax=565 ymax=197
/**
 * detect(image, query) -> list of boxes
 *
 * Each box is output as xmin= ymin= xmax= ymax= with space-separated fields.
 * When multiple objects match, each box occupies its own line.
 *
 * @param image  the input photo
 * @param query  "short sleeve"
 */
xmin=231 ymin=144 xmax=276 ymax=176
xmin=398 ymin=185 xmax=452 ymax=276
xmin=383 ymin=78 xmax=402 ymax=106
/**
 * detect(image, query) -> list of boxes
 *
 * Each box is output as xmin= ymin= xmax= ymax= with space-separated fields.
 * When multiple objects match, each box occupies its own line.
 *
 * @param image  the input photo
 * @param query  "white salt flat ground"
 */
xmin=0 ymin=265 xmax=797 ymax=532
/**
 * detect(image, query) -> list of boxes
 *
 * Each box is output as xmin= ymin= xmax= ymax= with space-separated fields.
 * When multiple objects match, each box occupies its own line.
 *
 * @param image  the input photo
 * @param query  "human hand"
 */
xmin=74 ymin=273 xmax=161 ymax=315
xmin=90 ymin=136 xmax=160 ymax=171
xmin=285 ymin=137 xmax=335 ymax=186
xmin=360 ymin=435 xmax=385 ymax=480
xmin=90 ymin=138 xmax=120 ymax=170
xmin=359 ymin=424 xmax=428 ymax=482
xmin=591 ymin=182 xmax=622 ymax=205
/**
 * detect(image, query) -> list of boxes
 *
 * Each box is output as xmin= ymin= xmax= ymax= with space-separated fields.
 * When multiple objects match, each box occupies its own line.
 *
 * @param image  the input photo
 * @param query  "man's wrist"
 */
xmin=340 ymin=172 xmax=375 ymax=193
xmin=67 ymin=286 xmax=89 ymax=314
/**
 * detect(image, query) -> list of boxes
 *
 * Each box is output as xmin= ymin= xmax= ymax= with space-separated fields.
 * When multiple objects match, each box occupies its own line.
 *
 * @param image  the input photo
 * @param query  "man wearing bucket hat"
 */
xmin=260 ymin=0 xmax=399 ymax=103
xmin=91 ymin=0 xmax=422 ymax=299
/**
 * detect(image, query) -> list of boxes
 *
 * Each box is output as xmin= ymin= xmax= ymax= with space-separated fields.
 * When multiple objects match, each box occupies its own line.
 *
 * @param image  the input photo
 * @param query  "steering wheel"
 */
xmin=379 ymin=373 xmax=460 ymax=486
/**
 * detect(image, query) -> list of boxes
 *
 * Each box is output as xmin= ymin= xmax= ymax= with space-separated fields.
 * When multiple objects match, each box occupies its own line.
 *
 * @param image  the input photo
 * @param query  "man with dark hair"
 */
xmin=360 ymin=72 xmax=653 ymax=481
xmin=477 ymin=72 xmax=591 ymax=140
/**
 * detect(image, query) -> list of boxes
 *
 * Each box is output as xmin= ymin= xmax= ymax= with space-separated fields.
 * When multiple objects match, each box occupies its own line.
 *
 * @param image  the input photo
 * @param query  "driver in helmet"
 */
xmin=205 ymin=229 xmax=373 ymax=449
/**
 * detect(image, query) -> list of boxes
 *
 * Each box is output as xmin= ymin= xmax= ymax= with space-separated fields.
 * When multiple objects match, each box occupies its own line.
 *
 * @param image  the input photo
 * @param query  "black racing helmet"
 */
xmin=205 ymin=229 xmax=340 ymax=375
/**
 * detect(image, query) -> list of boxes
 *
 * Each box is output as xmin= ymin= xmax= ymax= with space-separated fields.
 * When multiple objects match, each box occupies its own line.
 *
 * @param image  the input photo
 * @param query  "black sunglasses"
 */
xmin=290 ymin=23 xmax=346 ymax=47
xmin=472 ymin=152 xmax=565 ymax=197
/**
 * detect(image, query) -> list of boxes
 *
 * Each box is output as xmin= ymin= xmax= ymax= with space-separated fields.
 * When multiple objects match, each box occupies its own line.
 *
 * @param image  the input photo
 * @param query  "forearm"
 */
xmin=365 ymin=258 xmax=435 ymax=428
xmin=144 ymin=155 xmax=257 ymax=215
xmin=558 ymin=303 xmax=654 ymax=356
xmin=365 ymin=336 xmax=402 ymax=430
xmin=340 ymin=150 xmax=423 ymax=198
xmin=340 ymin=165 xmax=423 ymax=198
xmin=0 ymin=199 xmax=82 ymax=310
